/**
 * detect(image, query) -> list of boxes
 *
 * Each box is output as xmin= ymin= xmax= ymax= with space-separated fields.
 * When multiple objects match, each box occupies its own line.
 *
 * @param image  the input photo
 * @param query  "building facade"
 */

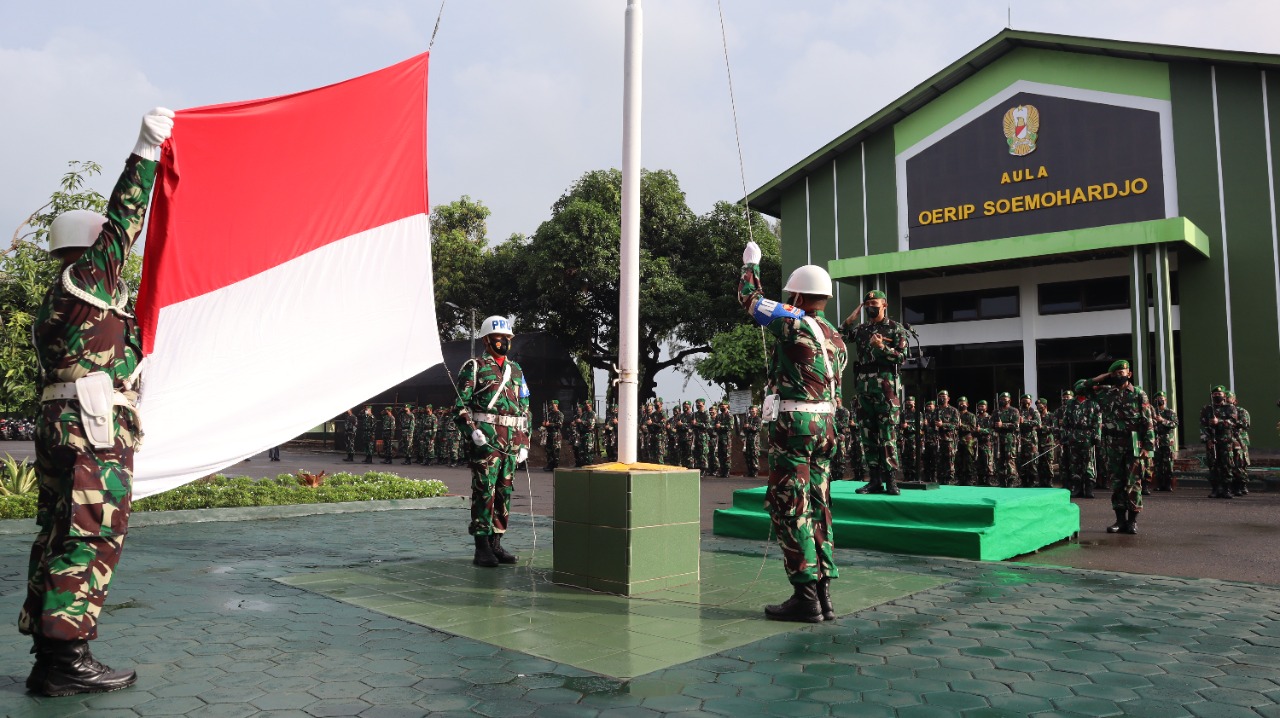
xmin=749 ymin=30 xmax=1280 ymax=449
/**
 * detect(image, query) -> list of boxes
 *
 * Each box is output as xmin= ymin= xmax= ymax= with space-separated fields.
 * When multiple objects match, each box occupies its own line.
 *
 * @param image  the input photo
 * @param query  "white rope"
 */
xmin=61 ymin=266 xmax=132 ymax=317
xmin=717 ymin=0 xmax=754 ymax=246
xmin=427 ymin=0 xmax=447 ymax=52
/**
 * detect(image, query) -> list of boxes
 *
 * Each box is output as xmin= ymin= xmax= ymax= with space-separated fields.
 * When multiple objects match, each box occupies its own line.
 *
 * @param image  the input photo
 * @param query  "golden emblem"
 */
xmin=1002 ymin=104 xmax=1040 ymax=156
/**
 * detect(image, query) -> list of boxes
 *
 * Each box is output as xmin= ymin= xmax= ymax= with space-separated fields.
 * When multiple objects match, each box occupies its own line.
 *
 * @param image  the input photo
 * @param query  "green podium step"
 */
xmin=713 ymin=481 xmax=1079 ymax=561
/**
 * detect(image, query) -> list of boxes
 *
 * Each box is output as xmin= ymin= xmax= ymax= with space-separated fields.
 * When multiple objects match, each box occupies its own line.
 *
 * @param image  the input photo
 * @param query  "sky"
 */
xmin=5 ymin=0 xmax=1280 ymax=404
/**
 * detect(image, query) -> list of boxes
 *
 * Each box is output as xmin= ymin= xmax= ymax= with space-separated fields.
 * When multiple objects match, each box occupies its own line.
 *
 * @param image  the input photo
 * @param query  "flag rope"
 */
xmin=427 ymin=0 xmax=448 ymax=52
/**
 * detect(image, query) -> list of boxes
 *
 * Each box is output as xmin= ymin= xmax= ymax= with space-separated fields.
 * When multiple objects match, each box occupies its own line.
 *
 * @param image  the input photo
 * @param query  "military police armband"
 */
xmin=518 ymin=378 xmax=530 ymax=399
xmin=751 ymin=297 xmax=805 ymax=326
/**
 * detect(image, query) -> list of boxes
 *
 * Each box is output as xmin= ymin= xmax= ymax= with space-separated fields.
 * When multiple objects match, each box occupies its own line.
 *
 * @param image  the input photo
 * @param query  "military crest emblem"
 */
xmin=1003 ymin=104 xmax=1040 ymax=156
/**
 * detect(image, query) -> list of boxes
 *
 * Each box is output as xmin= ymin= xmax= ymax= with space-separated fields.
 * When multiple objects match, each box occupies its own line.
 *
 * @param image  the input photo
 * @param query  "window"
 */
xmin=1038 ymin=276 xmax=1131 ymax=315
xmin=901 ymin=287 xmax=1019 ymax=325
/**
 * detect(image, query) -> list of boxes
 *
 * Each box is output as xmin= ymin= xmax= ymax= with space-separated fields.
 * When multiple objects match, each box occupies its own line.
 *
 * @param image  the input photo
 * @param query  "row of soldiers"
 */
xmin=341 ymin=404 xmax=480 ymax=466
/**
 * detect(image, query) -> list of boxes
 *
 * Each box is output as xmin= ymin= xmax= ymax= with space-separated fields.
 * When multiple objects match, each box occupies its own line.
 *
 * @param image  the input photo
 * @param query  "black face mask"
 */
xmin=865 ymin=303 xmax=883 ymax=320
xmin=1213 ymin=395 xmax=1224 ymax=404
xmin=491 ymin=337 xmax=511 ymax=356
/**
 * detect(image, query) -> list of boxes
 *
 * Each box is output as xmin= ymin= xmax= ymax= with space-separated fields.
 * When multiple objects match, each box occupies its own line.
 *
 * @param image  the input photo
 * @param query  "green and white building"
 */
xmin=748 ymin=29 xmax=1280 ymax=449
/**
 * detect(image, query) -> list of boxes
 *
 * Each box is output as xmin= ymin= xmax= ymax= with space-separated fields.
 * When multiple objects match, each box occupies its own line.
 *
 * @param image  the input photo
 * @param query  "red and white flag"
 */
xmin=133 ymin=53 xmax=439 ymax=498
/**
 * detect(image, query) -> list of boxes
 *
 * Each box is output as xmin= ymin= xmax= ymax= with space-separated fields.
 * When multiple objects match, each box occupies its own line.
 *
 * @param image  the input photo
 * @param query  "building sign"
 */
xmin=903 ymin=91 xmax=1168 ymax=250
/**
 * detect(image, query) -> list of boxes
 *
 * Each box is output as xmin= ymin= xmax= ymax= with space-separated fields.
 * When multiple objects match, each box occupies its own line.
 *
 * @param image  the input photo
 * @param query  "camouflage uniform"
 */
xmin=692 ymin=401 xmax=712 ymax=474
xmin=1051 ymin=393 xmax=1074 ymax=490
xmin=843 ymin=293 xmax=909 ymax=494
xmin=418 ymin=407 xmax=438 ymax=464
xmin=576 ymin=404 xmax=597 ymax=466
xmin=358 ymin=407 xmax=377 ymax=462
xmin=1016 ymin=397 xmax=1040 ymax=487
xmin=379 ymin=408 xmax=397 ymax=463
xmin=1090 ymin=368 xmax=1151 ymax=524
xmin=934 ymin=393 xmax=961 ymax=485
xmin=342 ymin=410 xmax=358 ymax=461
xmin=899 ymin=399 xmax=922 ymax=482
xmin=1036 ymin=401 xmax=1055 ymax=488
xmin=845 ymin=405 xmax=865 ymax=481
xmin=397 ymin=406 xmax=416 ymax=464
xmin=1152 ymin=394 xmax=1178 ymax=491
xmin=1229 ymin=394 xmax=1250 ymax=496
xmin=542 ymin=403 xmax=564 ymax=470
xmin=1068 ymin=388 xmax=1102 ymax=498
xmin=675 ymin=404 xmax=694 ymax=469
xmin=714 ymin=405 xmax=733 ymax=477
xmin=456 ymin=355 xmax=531 ymax=537
xmin=920 ymin=401 xmax=939 ymax=484
xmin=973 ymin=402 xmax=995 ymax=486
xmin=956 ymin=400 xmax=977 ymax=486
xmin=21 ymin=156 xmax=153 ymax=643
xmin=435 ymin=407 xmax=451 ymax=464
xmin=603 ymin=405 xmax=619 ymax=461
xmin=740 ymin=408 xmax=761 ymax=477
xmin=739 ymin=259 xmax=847 ymax=585
xmin=831 ymin=404 xmax=850 ymax=480
xmin=993 ymin=396 xmax=1021 ymax=487
xmin=646 ymin=403 xmax=669 ymax=465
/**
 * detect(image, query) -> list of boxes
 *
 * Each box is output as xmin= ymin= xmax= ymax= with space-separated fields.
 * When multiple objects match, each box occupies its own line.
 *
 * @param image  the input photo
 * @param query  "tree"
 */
xmin=430 ymin=196 xmax=490 ymax=340
xmin=694 ymin=323 xmax=776 ymax=398
xmin=0 ymin=161 xmax=136 ymax=415
xmin=511 ymin=169 xmax=780 ymax=401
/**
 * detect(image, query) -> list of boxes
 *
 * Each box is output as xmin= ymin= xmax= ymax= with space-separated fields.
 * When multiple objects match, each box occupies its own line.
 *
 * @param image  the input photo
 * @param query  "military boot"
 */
xmin=490 ymin=535 xmax=518 ymax=564
xmin=817 ymin=577 xmax=835 ymax=621
xmin=1082 ymin=481 xmax=1095 ymax=499
xmin=38 ymin=639 xmax=136 ymax=697
xmin=764 ymin=582 xmax=823 ymax=623
xmin=343 ymin=453 xmax=354 ymax=462
xmin=402 ymin=457 xmax=413 ymax=465
xmin=1121 ymin=510 xmax=1138 ymax=535
xmin=855 ymin=479 xmax=883 ymax=495
xmin=25 ymin=635 xmax=48 ymax=692
xmin=1106 ymin=508 xmax=1126 ymax=533
xmin=884 ymin=477 xmax=901 ymax=495
xmin=473 ymin=535 xmax=499 ymax=568
xmin=362 ymin=456 xmax=373 ymax=464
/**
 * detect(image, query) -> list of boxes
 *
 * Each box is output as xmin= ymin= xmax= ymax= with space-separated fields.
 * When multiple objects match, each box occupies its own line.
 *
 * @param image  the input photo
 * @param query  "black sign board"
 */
xmin=904 ymin=92 xmax=1167 ymax=250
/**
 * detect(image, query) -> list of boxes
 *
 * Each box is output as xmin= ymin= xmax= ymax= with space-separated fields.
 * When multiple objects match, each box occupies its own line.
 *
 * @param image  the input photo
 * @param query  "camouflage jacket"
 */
xmin=379 ymin=412 xmax=396 ymax=438
xmin=1068 ymin=398 xmax=1102 ymax=446
xmin=739 ymin=413 xmax=760 ymax=438
xmin=1017 ymin=407 xmax=1041 ymax=435
xmin=419 ymin=412 xmax=437 ymax=435
xmin=544 ymin=409 xmax=564 ymax=436
xmin=958 ymin=410 xmax=977 ymax=439
xmin=1094 ymin=383 xmax=1153 ymax=450
xmin=974 ymin=413 xmax=993 ymax=444
xmin=1236 ymin=407 xmax=1251 ymax=446
xmin=900 ymin=409 xmax=922 ymax=438
xmin=713 ymin=411 xmax=734 ymax=436
xmin=739 ymin=262 xmax=848 ymax=406
xmin=646 ymin=409 xmax=667 ymax=435
xmin=1153 ymin=407 xmax=1178 ymax=446
xmin=455 ymin=355 xmax=531 ymax=447
xmin=343 ymin=413 xmax=358 ymax=437
xmin=692 ymin=409 xmax=712 ymax=435
xmin=936 ymin=405 xmax=961 ymax=437
xmin=358 ymin=411 xmax=377 ymax=438
xmin=993 ymin=406 xmax=1021 ymax=434
xmin=398 ymin=410 xmax=415 ymax=438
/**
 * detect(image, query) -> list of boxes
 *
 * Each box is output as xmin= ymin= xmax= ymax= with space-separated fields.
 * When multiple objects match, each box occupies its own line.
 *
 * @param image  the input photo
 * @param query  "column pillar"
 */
xmin=1129 ymin=246 xmax=1149 ymax=389
xmin=1152 ymin=243 xmax=1179 ymax=449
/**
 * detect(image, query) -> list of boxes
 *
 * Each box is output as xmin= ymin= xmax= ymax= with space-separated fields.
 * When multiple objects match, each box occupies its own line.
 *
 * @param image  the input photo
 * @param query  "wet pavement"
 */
xmin=1 ymin=443 xmax=1278 ymax=716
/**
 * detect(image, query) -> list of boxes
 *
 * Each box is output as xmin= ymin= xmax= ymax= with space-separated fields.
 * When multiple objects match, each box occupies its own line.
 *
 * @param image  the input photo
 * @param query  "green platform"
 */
xmin=713 ymin=482 xmax=1080 ymax=561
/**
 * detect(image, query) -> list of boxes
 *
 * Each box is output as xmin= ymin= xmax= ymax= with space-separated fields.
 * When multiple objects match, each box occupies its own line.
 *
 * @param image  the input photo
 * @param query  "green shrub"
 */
xmin=0 ymin=472 xmax=450 ymax=520
xmin=0 ymin=454 xmax=38 ymax=496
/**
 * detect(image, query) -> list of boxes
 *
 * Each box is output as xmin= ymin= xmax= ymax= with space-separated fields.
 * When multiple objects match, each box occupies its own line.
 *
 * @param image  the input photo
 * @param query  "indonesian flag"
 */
xmin=132 ymin=52 xmax=439 ymax=498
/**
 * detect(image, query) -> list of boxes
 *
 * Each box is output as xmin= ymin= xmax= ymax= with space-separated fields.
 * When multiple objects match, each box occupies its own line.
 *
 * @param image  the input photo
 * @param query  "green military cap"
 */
xmin=937 ymin=389 xmax=949 ymax=396
xmin=697 ymin=398 xmax=705 ymax=402
xmin=1211 ymin=384 xmax=1226 ymax=393
xmin=958 ymin=396 xmax=967 ymax=402
xmin=925 ymin=400 xmax=936 ymax=407
xmin=1061 ymin=389 xmax=1074 ymax=397
xmin=1036 ymin=398 xmax=1048 ymax=405
xmin=999 ymin=391 xmax=1011 ymax=398
xmin=864 ymin=289 xmax=887 ymax=301
xmin=907 ymin=396 xmax=916 ymax=402
xmin=1109 ymin=359 xmax=1130 ymax=372
xmin=1021 ymin=393 xmax=1032 ymax=400
xmin=1225 ymin=390 xmax=1236 ymax=398
xmin=426 ymin=404 xmax=433 ymax=409
xmin=1073 ymin=379 xmax=1089 ymax=393
xmin=1154 ymin=390 xmax=1166 ymax=398
xmin=976 ymin=400 xmax=988 ymax=406
xmin=683 ymin=400 xmax=691 ymax=405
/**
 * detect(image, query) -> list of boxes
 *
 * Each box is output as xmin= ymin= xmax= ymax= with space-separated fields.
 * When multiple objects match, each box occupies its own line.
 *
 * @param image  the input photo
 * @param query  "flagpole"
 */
xmin=617 ymin=0 xmax=642 ymax=464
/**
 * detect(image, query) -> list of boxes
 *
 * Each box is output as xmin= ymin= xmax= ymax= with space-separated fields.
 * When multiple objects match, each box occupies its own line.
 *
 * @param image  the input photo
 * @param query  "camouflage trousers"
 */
xmin=936 ymin=433 xmax=958 ymax=484
xmin=847 ymin=434 xmax=866 ymax=481
xmin=856 ymin=375 xmax=902 ymax=485
xmin=1018 ymin=435 xmax=1039 ymax=487
xmin=974 ymin=442 xmax=994 ymax=485
xmin=899 ymin=436 xmax=920 ymax=482
xmin=467 ymin=427 xmax=519 ymax=536
xmin=1230 ymin=443 xmax=1249 ymax=493
xmin=743 ymin=436 xmax=759 ymax=476
xmin=1101 ymin=434 xmax=1143 ymax=512
xmin=382 ymin=435 xmax=394 ymax=460
xmin=343 ymin=430 xmax=357 ymax=455
xmin=766 ymin=413 xmax=838 ymax=585
xmin=360 ymin=433 xmax=375 ymax=459
xmin=716 ymin=434 xmax=731 ymax=477
xmin=544 ymin=433 xmax=562 ymax=469
xmin=21 ymin=403 xmax=136 ymax=641
xmin=956 ymin=437 xmax=976 ymax=485
xmin=397 ymin=433 xmax=413 ymax=460
xmin=995 ymin=433 xmax=1018 ymax=487
xmin=418 ymin=436 xmax=435 ymax=463
xmin=1153 ymin=442 xmax=1174 ymax=490
xmin=1037 ymin=440 xmax=1056 ymax=487
xmin=678 ymin=437 xmax=694 ymax=469
xmin=831 ymin=437 xmax=847 ymax=481
xmin=693 ymin=432 xmax=711 ymax=471
xmin=650 ymin=433 xmax=668 ymax=465
xmin=1067 ymin=442 xmax=1096 ymax=493
xmin=1058 ymin=440 xmax=1075 ymax=490
xmin=921 ymin=440 xmax=937 ymax=483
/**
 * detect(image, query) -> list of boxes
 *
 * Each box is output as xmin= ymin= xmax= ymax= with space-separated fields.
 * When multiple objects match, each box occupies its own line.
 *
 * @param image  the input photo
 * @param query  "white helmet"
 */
xmin=479 ymin=315 xmax=514 ymax=338
xmin=783 ymin=265 xmax=833 ymax=298
xmin=48 ymin=209 xmax=107 ymax=254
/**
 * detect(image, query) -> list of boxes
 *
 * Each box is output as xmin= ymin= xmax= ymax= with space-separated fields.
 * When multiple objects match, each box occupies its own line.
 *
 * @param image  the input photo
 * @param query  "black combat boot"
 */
xmin=26 ymin=635 xmax=48 ymax=692
xmin=343 ymin=453 xmax=353 ymax=462
xmin=381 ymin=457 xmax=393 ymax=464
xmin=884 ymin=478 xmax=901 ymax=495
xmin=855 ymin=480 xmax=882 ymax=494
xmin=1121 ymin=510 xmax=1138 ymax=535
xmin=38 ymin=639 xmax=136 ymax=697
xmin=490 ymin=535 xmax=518 ymax=564
xmin=1083 ymin=480 xmax=1095 ymax=499
xmin=1106 ymin=508 xmax=1126 ymax=533
xmin=764 ymin=582 xmax=823 ymax=623
xmin=473 ymin=535 xmax=499 ymax=568
xmin=363 ymin=455 xmax=373 ymax=464
xmin=402 ymin=458 xmax=413 ymax=465
xmin=817 ymin=577 xmax=835 ymax=621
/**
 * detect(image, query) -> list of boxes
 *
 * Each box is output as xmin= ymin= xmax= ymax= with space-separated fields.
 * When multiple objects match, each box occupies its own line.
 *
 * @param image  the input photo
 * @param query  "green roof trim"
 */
xmin=826 ymin=217 xmax=1210 ymax=280
xmin=749 ymin=29 xmax=1280 ymax=217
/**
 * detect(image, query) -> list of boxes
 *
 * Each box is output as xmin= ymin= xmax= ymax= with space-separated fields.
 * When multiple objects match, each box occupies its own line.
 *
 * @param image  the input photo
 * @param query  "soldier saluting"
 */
xmin=843 ymin=290 xmax=910 ymax=496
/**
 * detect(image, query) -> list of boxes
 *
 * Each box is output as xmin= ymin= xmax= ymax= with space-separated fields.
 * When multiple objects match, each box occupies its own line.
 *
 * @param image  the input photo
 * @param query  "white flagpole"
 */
xmin=618 ymin=0 xmax=643 ymax=464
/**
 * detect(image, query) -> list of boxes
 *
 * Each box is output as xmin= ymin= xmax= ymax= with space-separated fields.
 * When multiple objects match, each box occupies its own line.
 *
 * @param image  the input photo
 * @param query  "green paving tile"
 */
xmin=277 ymin=551 xmax=947 ymax=679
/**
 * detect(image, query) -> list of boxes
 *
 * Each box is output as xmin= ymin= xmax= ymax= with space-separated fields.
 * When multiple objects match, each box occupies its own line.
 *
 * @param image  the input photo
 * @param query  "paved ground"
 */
xmin=2 ymin=442 xmax=1279 ymax=716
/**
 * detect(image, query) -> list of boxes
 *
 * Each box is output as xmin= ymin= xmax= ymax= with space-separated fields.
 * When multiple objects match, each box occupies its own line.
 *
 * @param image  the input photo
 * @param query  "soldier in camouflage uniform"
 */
xmin=603 ymin=404 xmax=619 ymax=461
xmin=899 ymin=397 xmax=922 ymax=483
xmin=398 ymin=405 xmax=416 ymax=465
xmin=1068 ymin=380 xmax=1102 ymax=499
xmin=974 ymin=400 xmax=995 ymax=486
xmin=676 ymin=401 xmax=695 ymax=469
xmin=740 ymin=243 xmax=848 ymax=622
xmin=646 ymin=400 xmax=669 ymax=465
xmin=1228 ymin=391 xmax=1250 ymax=496
xmin=934 ymin=391 xmax=961 ymax=485
xmin=956 ymin=397 xmax=977 ymax=486
xmin=578 ymin=401 xmax=597 ymax=466
xmin=418 ymin=406 xmax=438 ymax=464
xmin=993 ymin=392 xmax=1021 ymax=487
xmin=845 ymin=403 xmax=865 ymax=481
xmin=1016 ymin=394 xmax=1040 ymax=487
xmin=542 ymin=400 xmax=564 ymax=471
xmin=844 ymin=289 xmax=910 ymax=497
xmin=1035 ymin=398 xmax=1055 ymax=488
xmin=434 ymin=406 xmax=449 ymax=465
xmin=1152 ymin=391 xmax=1178 ymax=491
xmin=920 ymin=400 xmax=939 ymax=484
xmin=342 ymin=409 xmax=358 ymax=462
xmin=456 ymin=315 xmax=531 ymax=567
xmin=359 ymin=405 xmax=377 ymax=464
xmin=1088 ymin=360 xmax=1152 ymax=534
xmin=21 ymin=108 xmax=174 ymax=696
xmin=379 ymin=407 xmax=397 ymax=464
xmin=1051 ymin=390 xmax=1074 ymax=489
xmin=831 ymin=402 xmax=850 ymax=480
xmin=714 ymin=403 xmax=734 ymax=477
xmin=691 ymin=399 xmax=712 ymax=475
xmin=1200 ymin=386 xmax=1235 ymax=499
xmin=740 ymin=405 xmax=762 ymax=477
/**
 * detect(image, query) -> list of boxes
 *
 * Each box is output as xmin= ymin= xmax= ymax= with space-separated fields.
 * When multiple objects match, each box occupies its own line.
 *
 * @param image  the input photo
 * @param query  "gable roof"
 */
xmin=747 ymin=29 xmax=1280 ymax=217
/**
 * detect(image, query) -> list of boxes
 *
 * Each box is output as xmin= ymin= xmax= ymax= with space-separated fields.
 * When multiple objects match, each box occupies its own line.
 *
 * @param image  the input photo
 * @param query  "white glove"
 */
xmin=517 ymin=447 xmax=529 ymax=463
xmin=743 ymin=240 xmax=762 ymax=265
xmin=471 ymin=429 xmax=488 ymax=447
xmin=132 ymin=107 xmax=176 ymax=161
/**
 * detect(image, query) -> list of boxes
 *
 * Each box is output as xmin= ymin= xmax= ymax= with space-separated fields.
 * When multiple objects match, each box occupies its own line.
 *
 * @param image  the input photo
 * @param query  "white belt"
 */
xmin=779 ymin=400 xmax=834 ymax=414
xmin=471 ymin=411 xmax=527 ymax=429
xmin=41 ymin=382 xmax=135 ymax=408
